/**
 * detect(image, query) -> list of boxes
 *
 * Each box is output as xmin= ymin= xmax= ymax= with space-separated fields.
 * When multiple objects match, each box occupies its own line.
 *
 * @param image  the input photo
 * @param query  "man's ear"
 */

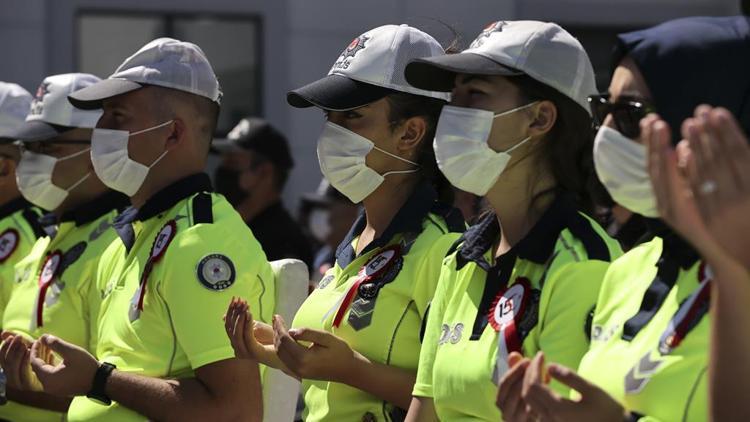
xmin=0 ymin=158 xmax=16 ymax=188
xmin=527 ymin=100 xmax=557 ymax=138
xmin=0 ymin=158 xmax=15 ymax=180
xmin=397 ymin=116 xmax=427 ymax=154
xmin=164 ymin=119 xmax=185 ymax=150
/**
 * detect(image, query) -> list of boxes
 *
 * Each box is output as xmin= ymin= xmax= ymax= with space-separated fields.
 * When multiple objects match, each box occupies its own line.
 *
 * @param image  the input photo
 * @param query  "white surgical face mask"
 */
xmin=316 ymin=121 xmax=419 ymax=203
xmin=308 ymin=208 xmax=331 ymax=243
xmin=90 ymin=120 xmax=173 ymax=196
xmin=593 ymin=125 xmax=659 ymax=218
xmin=433 ymin=102 xmax=537 ymax=196
xmin=16 ymin=148 xmax=91 ymax=211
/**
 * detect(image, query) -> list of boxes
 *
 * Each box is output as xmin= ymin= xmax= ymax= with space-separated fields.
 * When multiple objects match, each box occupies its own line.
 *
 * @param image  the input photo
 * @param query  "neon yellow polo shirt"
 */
xmin=1 ymin=192 xmax=127 ymax=422
xmin=413 ymin=194 xmax=622 ymax=421
xmin=292 ymin=184 xmax=465 ymax=422
xmin=576 ymin=234 xmax=708 ymax=422
xmin=0 ymin=197 xmax=44 ymax=325
xmin=67 ymin=173 xmax=276 ymax=422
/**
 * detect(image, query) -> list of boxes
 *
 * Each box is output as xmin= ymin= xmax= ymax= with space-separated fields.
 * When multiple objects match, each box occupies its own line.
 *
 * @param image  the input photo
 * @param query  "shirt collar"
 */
xmin=135 ymin=173 xmax=213 ymax=221
xmin=335 ymin=181 xmax=437 ymax=268
xmin=645 ymin=219 xmax=699 ymax=270
xmin=59 ymin=191 xmax=130 ymax=226
xmin=0 ymin=197 xmax=30 ymax=220
xmin=457 ymin=194 xmax=578 ymax=271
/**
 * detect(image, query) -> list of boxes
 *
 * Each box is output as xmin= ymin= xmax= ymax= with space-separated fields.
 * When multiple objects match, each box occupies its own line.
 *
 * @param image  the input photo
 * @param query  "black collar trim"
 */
xmin=0 ymin=197 xmax=31 ymax=220
xmin=335 ymin=182 xmax=437 ymax=268
xmin=60 ymin=191 xmax=129 ymax=226
xmin=135 ymin=173 xmax=213 ymax=221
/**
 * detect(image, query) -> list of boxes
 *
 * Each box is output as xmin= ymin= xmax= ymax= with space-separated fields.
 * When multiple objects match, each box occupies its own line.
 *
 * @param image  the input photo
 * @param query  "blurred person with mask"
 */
xmin=0 ymin=73 xmax=129 ymax=421
xmin=0 ymin=82 xmax=44 ymax=332
xmin=214 ymin=117 xmax=313 ymax=270
xmin=301 ymin=179 xmax=360 ymax=286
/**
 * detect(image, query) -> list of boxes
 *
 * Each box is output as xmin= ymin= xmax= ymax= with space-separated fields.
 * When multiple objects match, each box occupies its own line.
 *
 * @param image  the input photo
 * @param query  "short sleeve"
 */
xmin=412 ymin=252 xmax=455 ymax=398
xmin=537 ymin=260 xmax=610 ymax=396
xmin=160 ymin=223 xmax=273 ymax=370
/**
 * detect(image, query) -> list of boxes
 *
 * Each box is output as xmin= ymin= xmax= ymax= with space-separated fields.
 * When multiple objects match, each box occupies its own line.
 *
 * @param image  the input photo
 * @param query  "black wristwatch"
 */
xmin=86 ymin=362 xmax=116 ymax=405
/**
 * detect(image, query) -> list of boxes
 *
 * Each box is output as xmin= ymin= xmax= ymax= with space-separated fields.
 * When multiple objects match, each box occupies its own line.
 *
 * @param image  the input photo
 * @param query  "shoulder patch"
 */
xmin=196 ymin=254 xmax=236 ymax=291
xmin=0 ymin=228 xmax=20 ymax=263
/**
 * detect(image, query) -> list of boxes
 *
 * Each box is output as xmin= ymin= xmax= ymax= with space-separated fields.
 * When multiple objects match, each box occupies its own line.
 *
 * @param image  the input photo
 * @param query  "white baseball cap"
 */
xmin=68 ymin=37 xmax=222 ymax=110
xmin=0 ymin=82 xmax=32 ymax=141
xmin=405 ymin=21 xmax=596 ymax=115
xmin=287 ymin=24 xmax=450 ymax=111
xmin=10 ymin=73 xmax=102 ymax=142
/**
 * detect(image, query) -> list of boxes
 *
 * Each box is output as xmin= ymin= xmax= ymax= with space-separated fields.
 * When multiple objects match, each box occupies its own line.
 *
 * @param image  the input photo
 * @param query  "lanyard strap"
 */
xmin=35 ymin=251 xmax=63 ymax=327
xmin=658 ymin=263 xmax=711 ymax=354
xmin=130 ymin=221 xmax=177 ymax=319
xmin=622 ymin=250 xmax=680 ymax=341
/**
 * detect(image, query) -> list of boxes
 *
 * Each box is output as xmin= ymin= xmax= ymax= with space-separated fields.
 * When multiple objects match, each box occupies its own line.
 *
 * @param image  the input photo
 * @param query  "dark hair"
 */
xmin=151 ymin=86 xmax=220 ymax=154
xmin=384 ymin=92 xmax=454 ymax=205
xmin=249 ymin=152 xmax=290 ymax=191
xmin=506 ymin=74 xmax=605 ymax=216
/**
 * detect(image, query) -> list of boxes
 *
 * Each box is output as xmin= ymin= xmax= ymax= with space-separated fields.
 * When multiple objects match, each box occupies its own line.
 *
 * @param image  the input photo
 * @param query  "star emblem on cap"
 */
xmin=342 ymin=35 xmax=369 ymax=60
xmin=470 ymin=21 xmax=506 ymax=49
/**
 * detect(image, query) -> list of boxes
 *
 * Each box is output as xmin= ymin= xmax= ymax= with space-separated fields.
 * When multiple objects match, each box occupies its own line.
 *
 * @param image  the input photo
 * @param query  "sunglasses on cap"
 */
xmin=588 ymin=93 xmax=656 ymax=139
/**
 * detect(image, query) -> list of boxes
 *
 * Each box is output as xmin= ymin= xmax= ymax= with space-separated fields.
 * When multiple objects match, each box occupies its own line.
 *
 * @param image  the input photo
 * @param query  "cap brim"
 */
xmin=209 ymin=138 xmax=241 ymax=154
xmin=287 ymin=74 xmax=392 ymax=111
xmin=68 ymin=79 xmax=143 ymax=110
xmin=8 ymin=121 xmax=72 ymax=142
xmin=405 ymin=53 xmax=524 ymax=92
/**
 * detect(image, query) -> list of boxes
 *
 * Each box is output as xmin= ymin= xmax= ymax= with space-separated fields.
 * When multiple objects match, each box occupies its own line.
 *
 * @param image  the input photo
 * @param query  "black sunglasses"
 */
xmin=588 ymin=93 xmax=656 ymax=139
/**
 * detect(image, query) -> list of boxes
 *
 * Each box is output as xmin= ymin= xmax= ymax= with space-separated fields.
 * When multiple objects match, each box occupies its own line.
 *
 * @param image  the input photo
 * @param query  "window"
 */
xmin=76 ymin=11 xmax=262 ymax=135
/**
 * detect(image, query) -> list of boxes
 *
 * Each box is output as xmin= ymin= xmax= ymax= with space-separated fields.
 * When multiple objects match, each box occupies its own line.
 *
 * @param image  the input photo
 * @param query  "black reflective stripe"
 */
xmin=567 ymin=213 xmax=610 ymax=262
xmin=584 ymin=305 xmax=595 ymax=341
xmin=621 ymin=250 xmax=679 ymax=341
xmin=628 ymin=412 xmax=645 ymax=422
xmin=446 ymin=236 xmax=464 ymax=260
xmin=21 ymin=208 xmax=46 ymax=239
xmin=431 ymin=202 xmax=466 ymax=233
xmin=471 ymin=253 xmax=517 ymax=340
xmin=192 ymin=193 xmax=213 ymax=224
xmin=419 ymin=302 xmax=431 ymax=344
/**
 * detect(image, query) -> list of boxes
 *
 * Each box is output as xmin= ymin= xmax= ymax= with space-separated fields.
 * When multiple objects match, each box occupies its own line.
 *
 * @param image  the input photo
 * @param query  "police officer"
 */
xmin=647 ymin=106 xmax=750 ymax=422
xmin=0 ymin=82 xmax=43 ymax=329
xmin=213 ymin=117 xmax=313 ymax=269
xmin=0 ymin=73 xmax=129 ymax=421
xmin=225 ymin=24 xmax=465 ymax=421
xmin=401 ymin=21 xmax=622 ymax=421
xmin=27 ymin=38 xmax=272 ymax=422
xmin=517 ymin=16 xmax=750 ymax=422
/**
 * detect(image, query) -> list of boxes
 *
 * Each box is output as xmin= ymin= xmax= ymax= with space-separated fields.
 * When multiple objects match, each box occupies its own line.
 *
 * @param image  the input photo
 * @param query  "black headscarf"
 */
xmin=614 ymin=16 xmax=750 ymax=144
